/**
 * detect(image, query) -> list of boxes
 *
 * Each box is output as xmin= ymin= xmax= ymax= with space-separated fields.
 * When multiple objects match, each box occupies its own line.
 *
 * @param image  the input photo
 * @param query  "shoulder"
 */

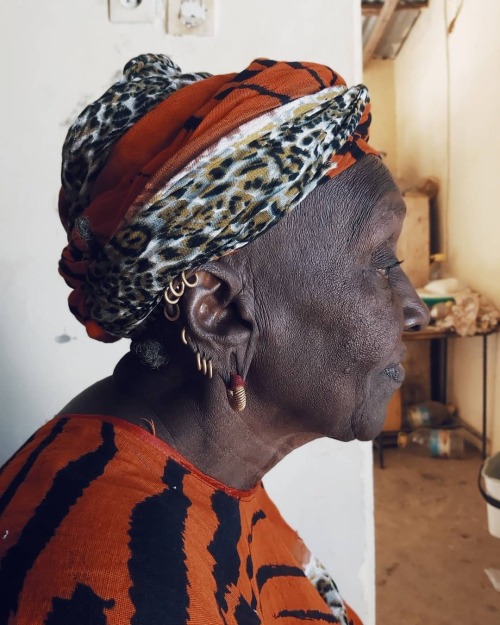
xmin=57 ymin=376 xmax=125 ymax=418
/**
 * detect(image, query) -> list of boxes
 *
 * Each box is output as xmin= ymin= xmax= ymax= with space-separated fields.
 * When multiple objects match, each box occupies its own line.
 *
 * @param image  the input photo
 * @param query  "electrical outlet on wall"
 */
xmin=108 ymin=0 xmax=156 ymax=23
xmin=167 ymin=0 xmax=215 ymax=36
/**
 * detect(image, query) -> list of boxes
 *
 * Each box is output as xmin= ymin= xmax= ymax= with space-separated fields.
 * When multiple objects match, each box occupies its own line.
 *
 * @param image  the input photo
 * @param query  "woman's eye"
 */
xmin=376 ymin=259 xmax=404 ymax=278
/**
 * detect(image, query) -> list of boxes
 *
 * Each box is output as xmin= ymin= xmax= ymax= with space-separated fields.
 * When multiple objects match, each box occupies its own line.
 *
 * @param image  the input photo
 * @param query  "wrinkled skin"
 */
xmin=61 ymin=155 xmax=429 ymax=490
xmin=242 ymin=155 xmax=428 ymax=442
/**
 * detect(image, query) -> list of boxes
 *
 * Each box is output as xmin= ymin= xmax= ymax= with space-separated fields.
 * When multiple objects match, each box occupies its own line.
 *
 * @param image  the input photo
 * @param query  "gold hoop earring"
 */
xmin=162 ymin=273 xmax=216 ymax=382
xmin=181 ymin=327 xmax=188 ymax=345
xmin=163 ymin=303 xmax=180 ymax=322
xmin=181 ymin=271 xmax=199 ymax=288
xmin=169 ymin=278 xmax=185 ymax=299
xmin=164 ymin=288 xmax=181 ymax=306
xmin=163 ymin=271 xmax=199 ymax=318
xmin=193 ymin=349 xmax=214 ymax=379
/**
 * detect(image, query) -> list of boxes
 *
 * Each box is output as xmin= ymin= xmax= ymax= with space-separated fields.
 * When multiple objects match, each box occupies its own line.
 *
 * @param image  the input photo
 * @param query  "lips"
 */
xmin=383 ymin=363 xmax=405 ymax=384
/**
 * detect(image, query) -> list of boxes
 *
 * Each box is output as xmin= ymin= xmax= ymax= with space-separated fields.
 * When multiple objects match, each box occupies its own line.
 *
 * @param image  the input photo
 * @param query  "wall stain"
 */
xmin=55 ymin=333 xmax=76 ymax=344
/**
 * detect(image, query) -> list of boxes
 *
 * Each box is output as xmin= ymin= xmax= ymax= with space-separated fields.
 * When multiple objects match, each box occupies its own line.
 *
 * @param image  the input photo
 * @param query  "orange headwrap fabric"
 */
xmin=59 ymin=55 xmax=377 ymax=342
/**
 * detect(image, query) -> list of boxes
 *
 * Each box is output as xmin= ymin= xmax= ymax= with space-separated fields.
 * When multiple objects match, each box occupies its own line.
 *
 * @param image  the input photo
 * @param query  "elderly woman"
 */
xmin=0 ymin=55 xmax=428 ymax=624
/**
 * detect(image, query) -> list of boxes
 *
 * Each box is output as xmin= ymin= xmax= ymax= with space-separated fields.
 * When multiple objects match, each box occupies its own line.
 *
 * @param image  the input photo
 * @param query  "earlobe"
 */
xmin=180 ymin=260 xmax=259 ymax=383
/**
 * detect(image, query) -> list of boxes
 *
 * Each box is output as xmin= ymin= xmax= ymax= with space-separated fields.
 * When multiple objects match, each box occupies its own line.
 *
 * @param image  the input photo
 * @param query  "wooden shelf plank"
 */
xmin=362 ymin=1 xmax=428 ymax=17
xmin=363 ymin=0 xmax=401 ymax=66
xmin=403 ymin=326 xmax=498 ymax=341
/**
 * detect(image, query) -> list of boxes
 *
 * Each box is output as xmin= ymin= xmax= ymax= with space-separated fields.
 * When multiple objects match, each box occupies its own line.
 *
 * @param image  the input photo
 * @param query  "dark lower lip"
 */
xmin=383 ymin=363 xmax=405 ymax=385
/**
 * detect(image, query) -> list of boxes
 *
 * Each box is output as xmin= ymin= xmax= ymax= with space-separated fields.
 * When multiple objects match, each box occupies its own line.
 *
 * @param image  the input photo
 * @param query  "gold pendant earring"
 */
xmin=227 ymin=373 xmax=246 ymax=412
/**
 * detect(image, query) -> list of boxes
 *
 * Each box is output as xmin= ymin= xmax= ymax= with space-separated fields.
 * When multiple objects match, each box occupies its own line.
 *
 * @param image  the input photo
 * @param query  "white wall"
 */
xmin=392 ymin=0 xmax=500 ymax=453
xmin=363 ymin=59 xmax=398 ymax=174
xmin=0 ymin=1 xmax=374 ymax=623
xmin=265 ymin=438 xmax=374 ymax=623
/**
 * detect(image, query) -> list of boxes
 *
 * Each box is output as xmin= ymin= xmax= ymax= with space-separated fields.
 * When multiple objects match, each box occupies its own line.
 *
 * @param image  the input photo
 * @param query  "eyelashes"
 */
xmin=376 ymin=258 xmax=404 ymax=278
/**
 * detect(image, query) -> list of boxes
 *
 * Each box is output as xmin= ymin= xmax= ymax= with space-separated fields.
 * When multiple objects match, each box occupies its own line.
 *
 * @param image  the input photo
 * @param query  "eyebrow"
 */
xmin=347 ymin=195 xmax=405 ymax=246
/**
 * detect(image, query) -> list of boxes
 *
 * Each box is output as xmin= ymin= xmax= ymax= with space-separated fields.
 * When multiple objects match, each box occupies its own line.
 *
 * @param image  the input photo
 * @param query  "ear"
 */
xmin=178 ymin=260 xmax=258 ymax=383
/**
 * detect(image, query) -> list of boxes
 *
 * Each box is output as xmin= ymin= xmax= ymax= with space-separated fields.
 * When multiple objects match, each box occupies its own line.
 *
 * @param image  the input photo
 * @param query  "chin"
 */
xmin=351 ymin=391 xmax=394 ymax=441
xmin=351 ymin=367 xmax=406 ymax=440
xmin=354 ymin=423 xmax=384 ymax=442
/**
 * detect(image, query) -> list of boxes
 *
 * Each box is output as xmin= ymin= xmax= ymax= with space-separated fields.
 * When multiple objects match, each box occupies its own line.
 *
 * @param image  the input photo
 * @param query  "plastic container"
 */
xmin=398 ymin=428 xmax=464 ymax=459
xmin=429 ymin=252 xmax=446 ymax=281
xmin=404 ymin=401 xmax=456 ymax=429
xmin=479 ymin=454 xmax=500 ymax=539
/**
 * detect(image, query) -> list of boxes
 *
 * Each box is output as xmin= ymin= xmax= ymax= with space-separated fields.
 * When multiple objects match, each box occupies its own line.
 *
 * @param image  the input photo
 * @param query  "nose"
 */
xmin=402 ymin=281 xmax=430 ymax=332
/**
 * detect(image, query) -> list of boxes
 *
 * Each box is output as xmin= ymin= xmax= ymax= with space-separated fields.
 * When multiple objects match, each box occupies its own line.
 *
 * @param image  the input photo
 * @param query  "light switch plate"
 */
xmin=167 ymin=0 xmax=215 ymax=36
xmin=108 ymin=0 xmax=156 ymax=23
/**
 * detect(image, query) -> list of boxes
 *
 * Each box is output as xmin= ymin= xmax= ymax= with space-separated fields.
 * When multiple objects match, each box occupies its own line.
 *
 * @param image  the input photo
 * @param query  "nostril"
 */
xmin=405 ymin=323 xmax=423 ymax=333
xmin=401 ymin=277 xmax=431 ymax=332
xmin=403 ymin=301 xmax=430 ymax=332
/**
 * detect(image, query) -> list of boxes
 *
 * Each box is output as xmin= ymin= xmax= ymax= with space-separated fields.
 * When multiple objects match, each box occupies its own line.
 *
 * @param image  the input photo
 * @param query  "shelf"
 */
xmin=403 ymin=326 xmax=498 ymax=341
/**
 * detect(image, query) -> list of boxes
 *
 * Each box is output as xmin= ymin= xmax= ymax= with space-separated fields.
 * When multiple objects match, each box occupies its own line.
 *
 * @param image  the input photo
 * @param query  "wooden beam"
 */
xmin=362 ymin=2 xmax=428 ymax=17
xmin=363 ymin=0 xmax=400 ymax=66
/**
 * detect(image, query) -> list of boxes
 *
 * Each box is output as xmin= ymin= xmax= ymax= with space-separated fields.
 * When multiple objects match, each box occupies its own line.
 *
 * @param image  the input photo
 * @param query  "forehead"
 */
xmin=349 ymin=194 xmax=406 ymax=257
xmin=346 ymin=156 xmax=403 ymax=212
xmin=361 ymin=189 xmax=406 ymax=232
xmin=251 ymin=155 xmax=405 ymax=266
xmin=313 ymin=156 xmax=405 ymax=244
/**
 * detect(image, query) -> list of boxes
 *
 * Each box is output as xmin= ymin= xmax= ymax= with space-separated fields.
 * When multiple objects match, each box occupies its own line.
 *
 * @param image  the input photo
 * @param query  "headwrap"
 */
xmin=59 ymin=54 xmax=377 ymax=343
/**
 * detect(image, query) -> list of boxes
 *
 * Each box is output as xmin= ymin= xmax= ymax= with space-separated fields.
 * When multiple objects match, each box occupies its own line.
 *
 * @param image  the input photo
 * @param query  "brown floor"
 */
xmin=374 ymin=444 xmax=500 ymax=625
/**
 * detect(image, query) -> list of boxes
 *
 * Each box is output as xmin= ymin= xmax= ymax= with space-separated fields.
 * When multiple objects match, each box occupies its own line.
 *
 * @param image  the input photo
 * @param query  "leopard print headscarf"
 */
xmin=59 ymin=54 xmax=377 ymax=342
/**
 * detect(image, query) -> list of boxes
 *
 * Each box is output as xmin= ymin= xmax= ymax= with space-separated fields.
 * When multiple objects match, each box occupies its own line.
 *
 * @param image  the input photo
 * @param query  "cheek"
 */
xmin=327 ymin=271 xmax=402 ymax=370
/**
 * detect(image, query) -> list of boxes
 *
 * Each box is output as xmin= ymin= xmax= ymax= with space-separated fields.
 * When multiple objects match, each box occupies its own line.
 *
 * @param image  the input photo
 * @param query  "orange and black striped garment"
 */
xmin=0 ymin=415 xmax=362 ymax=624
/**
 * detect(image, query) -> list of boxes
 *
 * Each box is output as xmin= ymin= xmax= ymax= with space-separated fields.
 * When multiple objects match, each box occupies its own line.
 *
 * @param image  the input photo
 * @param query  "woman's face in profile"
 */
xmin=244 ymin=155 xmax=429 ymax=442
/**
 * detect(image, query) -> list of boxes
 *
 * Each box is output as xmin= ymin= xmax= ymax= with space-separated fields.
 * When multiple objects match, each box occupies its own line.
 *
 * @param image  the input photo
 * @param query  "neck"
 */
xmin=111 ymin=353 xmax=315 ymax=490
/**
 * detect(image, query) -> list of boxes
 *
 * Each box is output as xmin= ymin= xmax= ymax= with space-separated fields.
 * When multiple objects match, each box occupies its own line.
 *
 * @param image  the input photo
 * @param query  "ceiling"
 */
xmin=362 ymin=0 xmax=428 ymax=65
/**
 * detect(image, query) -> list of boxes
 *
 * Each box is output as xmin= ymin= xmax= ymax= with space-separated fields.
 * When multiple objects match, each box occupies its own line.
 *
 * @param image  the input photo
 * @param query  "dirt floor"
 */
xmin=374 ymin=444 xmax=500 ymax=625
